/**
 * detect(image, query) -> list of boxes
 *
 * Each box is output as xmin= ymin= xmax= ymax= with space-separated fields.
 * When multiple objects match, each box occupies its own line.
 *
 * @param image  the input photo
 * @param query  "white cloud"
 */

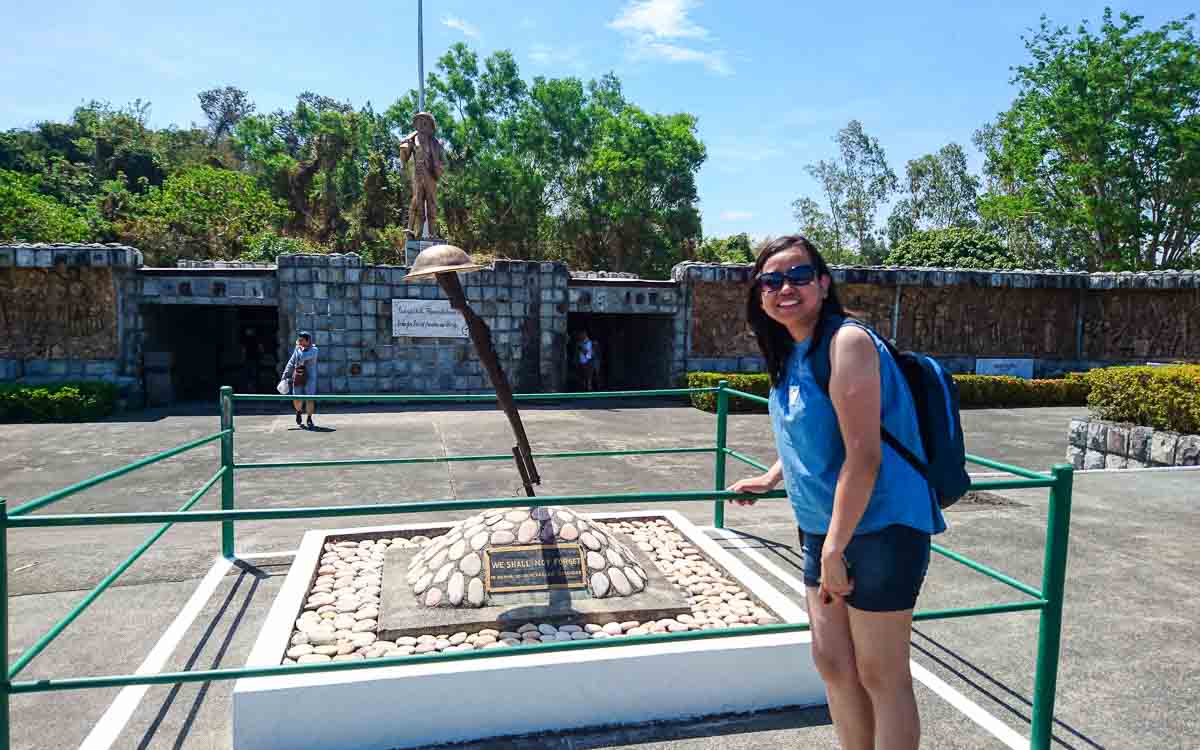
xmin=528 ymin=44 xmax=587 ymax=72
xmin=720 ymin=210 xmax=754 ymax=221
xmin=609 ymin=0 xmax=731 ymax=76
xmin=442 ymin=15 xmax=480 ymax=39
xmin=638 ymin=40 xmax=730 ymax=75
xmin=610 ymin=0 xmax=708 ymax=39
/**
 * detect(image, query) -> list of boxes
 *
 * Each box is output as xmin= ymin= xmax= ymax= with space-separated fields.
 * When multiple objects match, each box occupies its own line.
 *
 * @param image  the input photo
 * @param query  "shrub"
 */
xmin=953 ymin=374 xmax=1091 ymax=408
xmin=0 ymin=169 xmax=92 ymax=242
xmin=686 ymin=372 xmax=771 ymax=412
xmin=0 ymin=381 xmax=118 ymax=422
xmin=686 ymin=371 xmax=1092 ymax=413
xmin=884 ymin=227 xmax=1018 ymax=270
xmin=1086 ymin=365 xmax=1200 ymax=435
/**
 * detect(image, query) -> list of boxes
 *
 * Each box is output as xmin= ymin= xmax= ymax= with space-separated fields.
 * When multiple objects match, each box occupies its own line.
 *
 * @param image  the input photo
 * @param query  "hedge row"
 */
xmin=686 ymin=371 xmax=1091 ymax=413
xmin=0 ymin=382 xmax=119 ymax=422
xmin=685 ymin=372 xmax=771 ymax=412
xmin=1086 ymin=365 xmax=1200 ymax=435
xmin=954 ymin=373 xmax=1091 ymax=408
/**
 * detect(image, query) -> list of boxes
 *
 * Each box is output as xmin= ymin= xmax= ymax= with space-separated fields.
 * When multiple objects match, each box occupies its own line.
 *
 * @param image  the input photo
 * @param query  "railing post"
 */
xmin=1030 ymin=463 xmax=1074 ymax=749
xmin=713 ymin=380 xmax=729 ymax=529
xmin=0 ymin=498 xmax=11 ymax=750
xmin=220 ymin=387 xmax=235 ymax=559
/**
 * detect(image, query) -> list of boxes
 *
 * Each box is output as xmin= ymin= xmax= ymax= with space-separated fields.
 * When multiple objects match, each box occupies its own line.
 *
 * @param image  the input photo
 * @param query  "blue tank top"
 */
xmin=768 ymin=326 xmax=947 ymax=537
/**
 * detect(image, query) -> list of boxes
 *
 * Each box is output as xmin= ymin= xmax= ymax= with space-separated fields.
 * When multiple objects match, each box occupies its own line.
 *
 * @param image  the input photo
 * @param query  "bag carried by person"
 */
xmin=292 ymin=361 xmax=308 ymax=387
xmin=275 ymin=378 xmax=290 ymax=395
xmin=807 ymin=315 xmax=971 ymax=509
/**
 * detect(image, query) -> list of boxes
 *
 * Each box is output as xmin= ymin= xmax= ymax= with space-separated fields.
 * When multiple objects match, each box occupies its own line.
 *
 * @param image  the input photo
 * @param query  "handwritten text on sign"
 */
xmin=391 ymin=299 xmax=468 ymax=338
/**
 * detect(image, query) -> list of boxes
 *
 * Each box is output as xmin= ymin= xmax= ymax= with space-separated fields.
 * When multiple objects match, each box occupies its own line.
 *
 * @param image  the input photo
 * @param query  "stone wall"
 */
xmin=672 ymin=264 xmax=763 ymax=375
xmin=0 ymin=243 xmax=142 ymax=393
xmin=276 ymin=254 xmax=568 ymax=395
xmin=678 ymin=263 xmax=1200 ymax=376
xmin=568 ymin=279 xmax=684 ymax=388
xmin=117 ymin=269 xmax=280 ymax=398
xmin=1067 ymin=418 xmax=1200 ymax=469
xmin=0 ymin=267 xmax=118 ymax=359
xmin=1082 ymin=289 xmax=1200 ymax=360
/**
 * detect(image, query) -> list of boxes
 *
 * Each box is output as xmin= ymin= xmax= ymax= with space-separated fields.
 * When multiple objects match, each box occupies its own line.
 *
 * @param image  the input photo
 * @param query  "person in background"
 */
xmin=727 ymin=235 xmax=945 ymax=750
xmin=283 ymin=331 xmax=319 ymax=429
xmin=575 ymin=330 xmax=596 ymax=391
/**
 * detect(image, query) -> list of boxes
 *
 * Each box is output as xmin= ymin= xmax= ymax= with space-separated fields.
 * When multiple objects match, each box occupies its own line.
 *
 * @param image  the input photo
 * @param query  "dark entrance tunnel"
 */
xmin=142 ymin=305 xmax=280 ymax=404
xmin=566 ymin=313 xmax=674 ymax=391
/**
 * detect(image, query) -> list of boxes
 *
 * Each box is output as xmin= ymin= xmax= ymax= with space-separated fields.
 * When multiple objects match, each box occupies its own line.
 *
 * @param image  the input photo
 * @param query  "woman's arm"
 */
xmin=726 ymin=458 xmax=783 ymax=506
xmin=823 ymin=326 xmax=883 ymax=596
xmin=282 ymin=348 xmax=298 ymax=379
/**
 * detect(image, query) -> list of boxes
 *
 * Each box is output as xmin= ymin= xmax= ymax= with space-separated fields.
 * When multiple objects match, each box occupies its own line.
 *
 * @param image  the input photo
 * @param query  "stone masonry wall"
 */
xmin=1067 ymin=418 xmax=1200 ymax=469
xmin=0 ymin=243 xmax=142 ymax=386
xmin=568 ymin=280 xmax=683 ymax=381
xmin=276 ymin=254 xmax=569 ymax=395
xmin=677 ymin=263 xmax=1200 ymax=376
xmin=117 ymin=270 xmax=279 ymax=391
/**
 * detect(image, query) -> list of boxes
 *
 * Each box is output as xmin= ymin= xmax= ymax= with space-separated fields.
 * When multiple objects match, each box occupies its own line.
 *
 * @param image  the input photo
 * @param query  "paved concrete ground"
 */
xmin=1 ymin=400 xmax=1196 ymax=749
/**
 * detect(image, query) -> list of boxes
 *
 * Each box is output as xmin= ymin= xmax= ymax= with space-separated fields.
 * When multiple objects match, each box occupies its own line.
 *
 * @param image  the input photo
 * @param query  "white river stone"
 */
xmin=448 ymin=572 xmax=466 ymax=605
xmin=467 ymin=577 xmax=485 ymax=606
xmin=591 ymin=572 xmax=610 ymax=597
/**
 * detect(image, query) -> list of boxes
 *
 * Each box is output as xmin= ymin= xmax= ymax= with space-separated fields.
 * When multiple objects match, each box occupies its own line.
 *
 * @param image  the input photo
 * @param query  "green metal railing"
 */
xmin=0 ymin=381 xmax=1073 ymax=750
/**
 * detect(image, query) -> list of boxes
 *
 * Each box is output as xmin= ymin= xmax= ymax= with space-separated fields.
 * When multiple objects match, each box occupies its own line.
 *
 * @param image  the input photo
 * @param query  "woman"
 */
xmin=282 ymin=331 xmax=319 ymax=430
xmin=727 ymin=235 xmax=945 ymax=750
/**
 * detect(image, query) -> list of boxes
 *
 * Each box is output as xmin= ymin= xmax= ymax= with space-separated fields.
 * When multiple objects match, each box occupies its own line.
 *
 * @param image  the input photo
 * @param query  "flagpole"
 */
xmin=417 ymin=0 xmax=425 ymax=111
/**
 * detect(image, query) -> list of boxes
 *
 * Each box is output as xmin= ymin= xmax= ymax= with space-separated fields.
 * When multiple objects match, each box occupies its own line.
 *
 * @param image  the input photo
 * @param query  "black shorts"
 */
xmin=800 ymin=524 xmax=931 ymax=612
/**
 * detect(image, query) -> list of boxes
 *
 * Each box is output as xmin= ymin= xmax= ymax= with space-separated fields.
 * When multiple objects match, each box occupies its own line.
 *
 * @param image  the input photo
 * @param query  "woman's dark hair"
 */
xmin=746 ymin=235 xmax=846 ymax=386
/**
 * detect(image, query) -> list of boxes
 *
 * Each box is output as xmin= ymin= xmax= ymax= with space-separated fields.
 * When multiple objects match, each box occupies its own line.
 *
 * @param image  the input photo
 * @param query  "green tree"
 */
xmin=977 ymin=10 xmax=1200 ymax=270
xmin=198 ymin=86 xmax=255 ymax=143
xmin=0 ymin=170 xmax=91 ymax=242
xmin=801 ymin=120 xmax=896 ymax=263
xmin=390 ymin=47 xmax=704 ymax=275
xmin=792 ymin=196 xmax=860 ymax=264
xmin=695 ymin=233 xmax=754 ymax=264
xmin=887 ymin=143 xmax=980 ymax=245
xmin=837 ymin=121 xmax=897 ymax=261
xmin=115 ymin=165 xmax=286 ymax=265
xmin=884 ymin=227 xmax=1017 ymax=270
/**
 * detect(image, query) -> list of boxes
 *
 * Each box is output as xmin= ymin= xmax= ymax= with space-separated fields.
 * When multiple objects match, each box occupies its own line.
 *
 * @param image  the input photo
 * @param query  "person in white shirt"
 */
xmin=574 ymin=330 xmax=596 ymax=391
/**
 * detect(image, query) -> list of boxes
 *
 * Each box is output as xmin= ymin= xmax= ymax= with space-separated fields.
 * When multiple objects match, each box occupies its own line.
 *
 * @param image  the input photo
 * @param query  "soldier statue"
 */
xmin=399 ymin=111 xmax=446 ymax=239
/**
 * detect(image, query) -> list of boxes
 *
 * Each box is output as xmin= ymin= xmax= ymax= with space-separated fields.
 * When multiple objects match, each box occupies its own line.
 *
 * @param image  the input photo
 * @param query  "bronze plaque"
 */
xmin=484 ymin=544 xmax=588 ymax=594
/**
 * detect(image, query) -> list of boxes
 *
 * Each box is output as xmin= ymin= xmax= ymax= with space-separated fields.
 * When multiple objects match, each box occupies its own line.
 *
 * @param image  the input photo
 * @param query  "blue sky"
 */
xmin=2 ymin=0 xmax=1194 ymax=241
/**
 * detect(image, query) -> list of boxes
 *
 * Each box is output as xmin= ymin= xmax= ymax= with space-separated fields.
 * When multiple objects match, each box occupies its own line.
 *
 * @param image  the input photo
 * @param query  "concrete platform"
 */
xmin=1 ymin=401 xmax=1196 ymax=749
xmin=233 ymin=511 xmax=821 ymax=750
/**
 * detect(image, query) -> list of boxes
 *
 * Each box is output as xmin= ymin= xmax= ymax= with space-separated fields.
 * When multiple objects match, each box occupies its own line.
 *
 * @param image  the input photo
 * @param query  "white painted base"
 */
xmin=233 ymin=511 xmax=824 ymax=750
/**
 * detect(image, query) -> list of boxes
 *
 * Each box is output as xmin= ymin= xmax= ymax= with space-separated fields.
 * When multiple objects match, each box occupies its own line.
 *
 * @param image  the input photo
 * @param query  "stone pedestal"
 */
xmin=378 ymin=506 xmax=690 ymax=639
xmin=404 ymin=239 xmax=442 ymax=266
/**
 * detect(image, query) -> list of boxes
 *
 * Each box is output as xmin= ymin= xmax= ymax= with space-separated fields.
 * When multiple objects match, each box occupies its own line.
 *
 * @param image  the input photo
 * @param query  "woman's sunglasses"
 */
xmin=757 ymin=264 xmax=816 ymax=292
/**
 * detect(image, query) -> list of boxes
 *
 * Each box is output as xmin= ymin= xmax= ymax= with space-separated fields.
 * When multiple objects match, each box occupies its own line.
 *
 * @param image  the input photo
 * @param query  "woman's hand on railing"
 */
xmin=726 ymin=474 xmax=779 ymax=506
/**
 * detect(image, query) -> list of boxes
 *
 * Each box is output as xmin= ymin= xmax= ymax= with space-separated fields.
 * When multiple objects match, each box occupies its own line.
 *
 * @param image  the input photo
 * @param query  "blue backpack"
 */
xmin=807 ymin=315 xmax=971 ymax=509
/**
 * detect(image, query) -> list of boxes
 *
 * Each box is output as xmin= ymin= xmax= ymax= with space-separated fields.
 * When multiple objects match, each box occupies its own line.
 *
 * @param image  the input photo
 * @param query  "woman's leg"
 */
xmin=806 ymin=587 xmax=874 ymax=750
xmin=305 ymin=400 xmax=315 ymax=417
xmin=847 ymin=607 xmax=919 ymax=750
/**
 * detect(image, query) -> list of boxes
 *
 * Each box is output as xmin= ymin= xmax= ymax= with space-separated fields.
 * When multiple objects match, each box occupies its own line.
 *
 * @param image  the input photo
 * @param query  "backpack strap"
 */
xmin=805 ymin=316 xmax=930 ymax=479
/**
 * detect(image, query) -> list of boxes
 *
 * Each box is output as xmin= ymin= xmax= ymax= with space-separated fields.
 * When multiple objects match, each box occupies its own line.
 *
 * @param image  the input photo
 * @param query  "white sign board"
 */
xmin=975 ymin=358 xmax=1035 ymax=379
xmin=392 ymin=299 xmax=468 ymax=338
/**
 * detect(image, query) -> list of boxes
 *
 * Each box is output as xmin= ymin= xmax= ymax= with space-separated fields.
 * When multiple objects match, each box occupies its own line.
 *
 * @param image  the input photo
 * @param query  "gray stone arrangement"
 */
xmin=1067 ymin=418 xmax=1200 ymax=469
xmin=405 ymin=506 xmax=648 ymax=608
xmin=174 ymin=259 xmax=276 ymax=269
xmin=0 ymin=242 xmax=143 ymax=269
xmin=287 ymin=517 xmax=778 ymax=665
xmin=275 ymin=253 xmax=569 ymax=395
